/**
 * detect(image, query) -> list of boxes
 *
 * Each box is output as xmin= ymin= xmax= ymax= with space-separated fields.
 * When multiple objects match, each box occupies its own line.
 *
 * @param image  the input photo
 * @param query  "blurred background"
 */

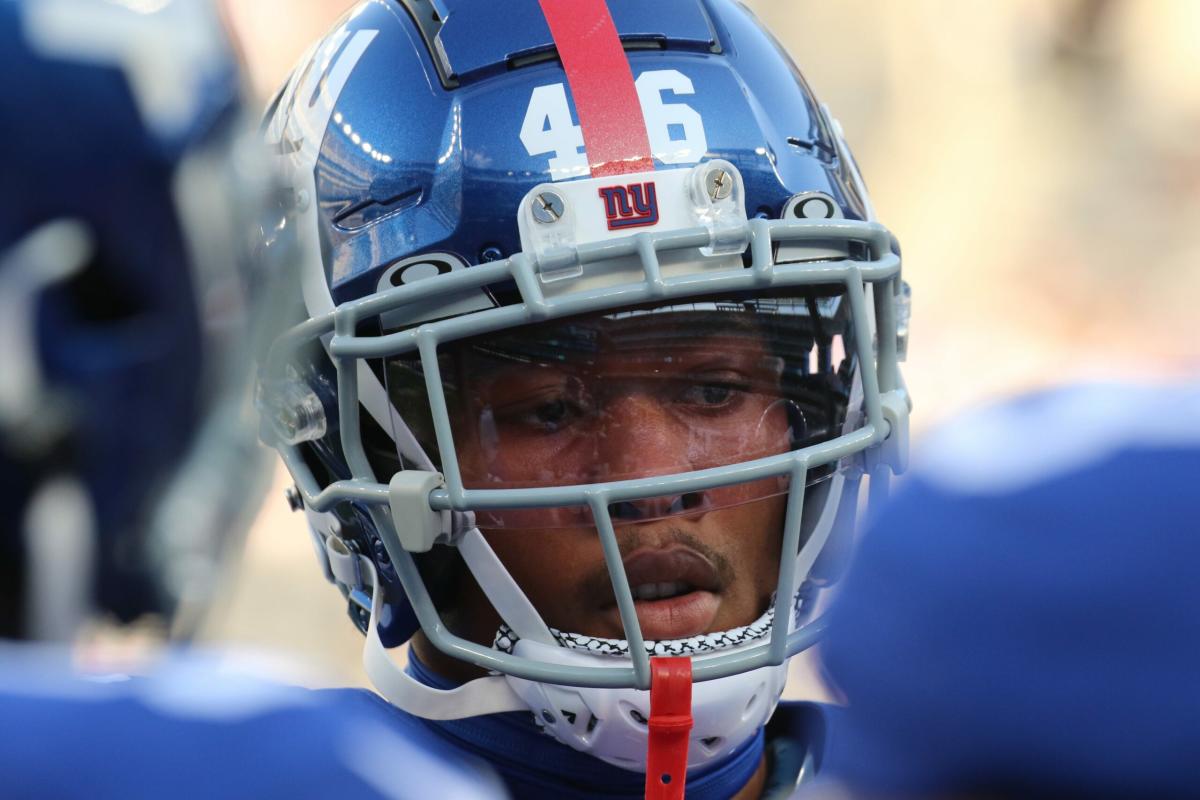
xmin=203 ymin=0 xmax=1200 ymax=694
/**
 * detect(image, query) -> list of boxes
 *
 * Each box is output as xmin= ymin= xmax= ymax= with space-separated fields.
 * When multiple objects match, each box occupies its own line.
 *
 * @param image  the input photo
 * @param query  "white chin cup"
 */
xmin=504 ymin=637 xmax=788 ymax=773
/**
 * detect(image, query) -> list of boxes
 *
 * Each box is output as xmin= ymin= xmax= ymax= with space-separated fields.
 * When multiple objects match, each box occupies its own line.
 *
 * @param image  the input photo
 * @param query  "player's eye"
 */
xmin=491 ymin=381 xmax=594 ymax=434
xmin=529 ymin=398 xmax=574 ymax=429
xmin=677 ymin=379 xmax=747 ymax=409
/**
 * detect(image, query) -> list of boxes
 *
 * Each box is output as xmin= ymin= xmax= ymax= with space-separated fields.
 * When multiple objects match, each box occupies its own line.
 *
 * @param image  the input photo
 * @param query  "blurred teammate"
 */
xmin=0 ymin=0 xmax=284 ymax=648
xmin=256 ymin=1 xmax=911 ymax=797
xmin=816 ymin=380 xmax=1200 ymax=798
xmin=0 ymin=1 xmax=503 ymax=796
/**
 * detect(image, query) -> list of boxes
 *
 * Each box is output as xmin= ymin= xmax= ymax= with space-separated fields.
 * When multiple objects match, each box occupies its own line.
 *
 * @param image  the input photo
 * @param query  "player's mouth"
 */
xmin=601 ymin=546 xmax=723 ymax=640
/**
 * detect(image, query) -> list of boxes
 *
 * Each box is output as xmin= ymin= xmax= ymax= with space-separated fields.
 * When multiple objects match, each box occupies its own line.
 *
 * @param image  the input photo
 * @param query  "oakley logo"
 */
xmin=598 ymin=182 xmax=659 ymax=230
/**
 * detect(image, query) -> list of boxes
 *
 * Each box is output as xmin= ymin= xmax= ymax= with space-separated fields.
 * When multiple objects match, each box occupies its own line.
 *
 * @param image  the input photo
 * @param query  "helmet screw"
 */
xmin=480 ymin=245 xmax=504 ymax=263
xmin=284 ymin=485 xmax=303 ymax=513
xmin=531 ymin=191 xmax=565 ymax=223
xmin=705 ymin=168 xmax=733 ymax=201
xmin=372 ymin=538 xmax=392 ymax=567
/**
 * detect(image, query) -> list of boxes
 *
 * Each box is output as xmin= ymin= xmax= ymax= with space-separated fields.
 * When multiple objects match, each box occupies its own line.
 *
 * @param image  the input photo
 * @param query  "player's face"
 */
xmin=445 ymin=313 xmax=791 ymax=641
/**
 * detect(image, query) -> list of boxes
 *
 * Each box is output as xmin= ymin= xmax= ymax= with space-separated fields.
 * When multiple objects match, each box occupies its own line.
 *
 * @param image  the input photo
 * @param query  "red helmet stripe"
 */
xmin=538 ymin=0 xmax=655 ymax=177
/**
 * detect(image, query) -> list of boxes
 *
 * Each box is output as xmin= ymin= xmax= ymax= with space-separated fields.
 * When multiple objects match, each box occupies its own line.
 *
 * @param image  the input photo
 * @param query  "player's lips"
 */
xmin=601 ymin=546 xmax=723 ymax=640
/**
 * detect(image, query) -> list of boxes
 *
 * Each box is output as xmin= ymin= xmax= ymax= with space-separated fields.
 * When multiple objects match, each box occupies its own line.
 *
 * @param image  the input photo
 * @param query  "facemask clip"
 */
xmin=387 ymin=470 xmax=450 ymax=553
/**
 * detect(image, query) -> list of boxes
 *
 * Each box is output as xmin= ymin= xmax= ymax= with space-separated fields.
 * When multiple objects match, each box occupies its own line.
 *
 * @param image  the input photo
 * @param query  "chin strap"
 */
xmin=331 ymin=544 xmax=527 ymax=719
xmin=457 ymin=528 xmax=557 ymax=645
xmin=645 ymin=657 xmax=693 ymax=800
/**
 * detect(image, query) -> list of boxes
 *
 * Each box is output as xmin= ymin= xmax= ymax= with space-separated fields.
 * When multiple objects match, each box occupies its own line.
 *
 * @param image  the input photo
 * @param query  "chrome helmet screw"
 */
xmin=705 ymin=168 xmax=733 ymax=201
xmin=531 ymin=191 xmax=565 ymax=223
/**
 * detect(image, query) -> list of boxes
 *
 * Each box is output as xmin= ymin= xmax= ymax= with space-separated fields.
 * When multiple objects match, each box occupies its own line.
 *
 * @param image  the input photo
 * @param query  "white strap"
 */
xmin=357 ymin=555 xmax=528 ymax=720
xmin=307 ymin=525 xmax=334 ymax=584
xmin=457 ymin=528 xmax=556 ymax=645
xmin=323 ymin=534 xmax=360 ymax=588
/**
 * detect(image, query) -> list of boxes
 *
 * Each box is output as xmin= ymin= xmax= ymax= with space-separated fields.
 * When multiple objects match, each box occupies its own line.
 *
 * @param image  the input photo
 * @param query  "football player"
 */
xmin=816 ymin=380 xmax=1200 ymax=798
xmin=257 ymin=1 xmax=911 ymax=797
xmin=0 ymin=1 xmax=503 ymax=796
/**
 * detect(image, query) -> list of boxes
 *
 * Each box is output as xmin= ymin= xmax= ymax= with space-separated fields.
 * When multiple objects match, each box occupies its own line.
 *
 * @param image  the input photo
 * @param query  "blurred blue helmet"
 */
xmin=0 ymin=0 xmax=275 ymax=641
xmin=258 ymin=0 xmax=910 ymax=771
xmin=820 ymin=381 xmax=1200 ymax=798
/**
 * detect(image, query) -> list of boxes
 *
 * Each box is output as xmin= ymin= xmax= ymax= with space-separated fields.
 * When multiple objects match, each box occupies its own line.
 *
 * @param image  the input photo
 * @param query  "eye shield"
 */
xmin=380 ymin=289 xmax=854 ymax=529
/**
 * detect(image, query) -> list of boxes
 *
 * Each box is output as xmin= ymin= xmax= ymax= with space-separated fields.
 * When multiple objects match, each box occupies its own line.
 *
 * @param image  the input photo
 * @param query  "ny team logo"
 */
xmin=598 ymin=182 xmax=659 ymax=230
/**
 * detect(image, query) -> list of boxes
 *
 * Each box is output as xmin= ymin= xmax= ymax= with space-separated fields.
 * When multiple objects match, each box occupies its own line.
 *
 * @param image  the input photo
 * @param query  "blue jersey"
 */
xmin=0 ymin=650 xmax=506 ymax=800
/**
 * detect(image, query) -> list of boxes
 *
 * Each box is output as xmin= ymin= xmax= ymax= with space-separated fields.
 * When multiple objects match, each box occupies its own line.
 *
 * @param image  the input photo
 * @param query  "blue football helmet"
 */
xmin=820 ymin=380 xmax=1200 ymax=797
xmin=0 ymin=0 xmax=276 ymax=641
xmin=259 ymin=0 xmax=911 ymax=773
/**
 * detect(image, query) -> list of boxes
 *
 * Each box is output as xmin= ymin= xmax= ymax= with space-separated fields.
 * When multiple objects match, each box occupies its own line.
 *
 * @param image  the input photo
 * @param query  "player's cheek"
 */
xmin=485 ymin=530 xmax=597 ymax=608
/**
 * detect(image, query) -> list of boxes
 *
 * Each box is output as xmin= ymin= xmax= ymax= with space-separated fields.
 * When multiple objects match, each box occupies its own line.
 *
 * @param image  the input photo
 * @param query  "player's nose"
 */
xmin=594 ymin=391 xmax=712 ymax=521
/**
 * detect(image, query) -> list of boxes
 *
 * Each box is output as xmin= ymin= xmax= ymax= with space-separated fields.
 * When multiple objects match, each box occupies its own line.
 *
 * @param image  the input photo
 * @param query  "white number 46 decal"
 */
xmin=520 ymin=69 xmax=709 ymax=179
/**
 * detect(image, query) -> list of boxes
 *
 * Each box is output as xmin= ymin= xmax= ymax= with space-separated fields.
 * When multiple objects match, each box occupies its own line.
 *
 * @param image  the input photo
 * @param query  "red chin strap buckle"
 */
xmin=645 ymin=657 xmax=693 ymax=800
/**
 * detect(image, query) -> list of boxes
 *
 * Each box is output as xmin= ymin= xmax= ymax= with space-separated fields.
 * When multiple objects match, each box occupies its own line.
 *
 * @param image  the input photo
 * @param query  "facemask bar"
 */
xmin=264 ymin=216 xmax=905 ymax=691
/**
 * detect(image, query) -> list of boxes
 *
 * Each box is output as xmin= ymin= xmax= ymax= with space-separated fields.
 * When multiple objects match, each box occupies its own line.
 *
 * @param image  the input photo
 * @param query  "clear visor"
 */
xmin=381 ymin=287 xmax=855 ymax=528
